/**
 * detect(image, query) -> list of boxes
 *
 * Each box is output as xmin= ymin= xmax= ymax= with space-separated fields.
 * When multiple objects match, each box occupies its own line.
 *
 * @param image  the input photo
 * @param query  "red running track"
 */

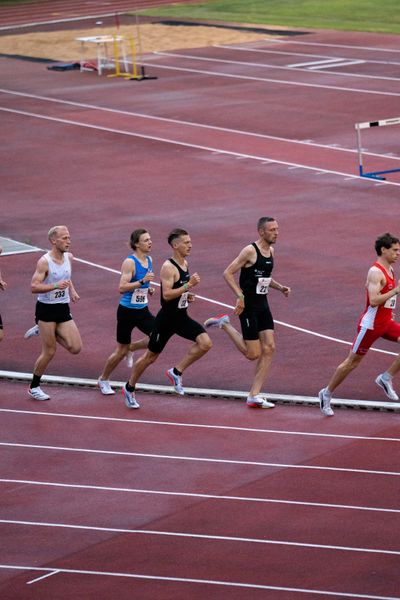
xmin=0 ymin=0 xmax=201 ymax=30
xmin=0 ymin=380 xmax=400 ymax=599
xmin=1 ymin=19 xmax=400 ymax=600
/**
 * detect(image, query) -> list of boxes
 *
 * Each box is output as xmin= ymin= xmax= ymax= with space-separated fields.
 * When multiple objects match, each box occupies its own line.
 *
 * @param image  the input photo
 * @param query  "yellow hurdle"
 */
xmin=124 ymin=36 xmax=140 ymax=80
xmin=106 ymin=33 xmax=157 ymax=81
xmin=107 ymin=35 xmax=130 ymax=79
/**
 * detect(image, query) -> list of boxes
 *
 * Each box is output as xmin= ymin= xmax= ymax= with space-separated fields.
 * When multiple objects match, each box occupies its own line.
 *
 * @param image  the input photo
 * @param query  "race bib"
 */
xmin=178 ymin=292 xmax=189 ymax=309
xmin=131 ymin=287 xmax=148 ymax=305
xmin=256 ymin=277 xmax=271 ymax=295
xmin=49 ymin=288 xmax=67 ymax=302
xmin=384 ymin=295 xmax=397 ymax=309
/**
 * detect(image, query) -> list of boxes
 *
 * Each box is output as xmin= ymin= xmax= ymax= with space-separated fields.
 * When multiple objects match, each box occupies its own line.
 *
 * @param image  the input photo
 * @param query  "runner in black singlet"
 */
xmin=122 ymin=228 xmax=212 ymax=409
xmin=204 ymin=217 xmax=291 ymax=409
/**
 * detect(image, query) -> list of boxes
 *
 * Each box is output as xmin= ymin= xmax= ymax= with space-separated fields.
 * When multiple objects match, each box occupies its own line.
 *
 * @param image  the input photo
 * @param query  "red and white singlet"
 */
xmin=358 ymin=262 xmax=396 ymax=330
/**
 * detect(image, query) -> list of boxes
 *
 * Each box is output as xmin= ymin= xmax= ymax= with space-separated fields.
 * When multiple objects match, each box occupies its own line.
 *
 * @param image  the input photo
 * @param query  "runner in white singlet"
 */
xmin=27 ymin=226 xmax=82 ymax=401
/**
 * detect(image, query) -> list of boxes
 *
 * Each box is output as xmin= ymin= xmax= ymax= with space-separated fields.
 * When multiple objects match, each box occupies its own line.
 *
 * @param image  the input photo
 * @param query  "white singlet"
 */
xmin=37 ymin=252 xmax=71 ymax=304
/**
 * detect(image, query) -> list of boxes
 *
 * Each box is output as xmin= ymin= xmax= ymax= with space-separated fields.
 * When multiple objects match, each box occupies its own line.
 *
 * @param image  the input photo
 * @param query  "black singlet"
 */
xmin=239 ymin=243 xmax=274 ymax=309
xmin=160 ymin=258 xmax=190 ymax=312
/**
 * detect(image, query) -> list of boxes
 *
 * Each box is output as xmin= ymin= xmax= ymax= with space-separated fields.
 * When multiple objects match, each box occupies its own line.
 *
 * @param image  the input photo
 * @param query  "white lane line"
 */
xmin=0 ymin=105 xmax=364 ymax=178
xmin=308 ymin=60 xmax=365 ymax=70
xmin=27 ymin=570 xmax=59 ymax=585
xmin=2 ymin=87 xmax=399 ymax=162
xmin=1 ymin=442 xmax=399 ymax=476
xmin=0 ymin=564 xmax=399 ymax=598
xmin=270 ymin=38 xmax=400 ymax=54
xmin=2 ymin=519 xmax=399 ymax=557
xmin=288 ymin=57 xmax=352 ymax=68
xmin=215 ymin=44 xmax=400 ymax=66
xmin=3 ymin=106 xmax=400 ymax=192
xmin=140 ymin=60 xmax=400 ymax=98
xmin=1 ymin=478 xmax=398 ymax=514
xmin=153 ymin=51 xmax=400 ymax=83
xmin=1 ymin=408 xmax=399 ymax=442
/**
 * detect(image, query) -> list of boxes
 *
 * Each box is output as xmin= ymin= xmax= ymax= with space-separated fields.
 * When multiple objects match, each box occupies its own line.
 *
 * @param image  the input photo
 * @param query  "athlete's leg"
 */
xmin=220 ymin=321 xmax=262 ymax=360
xmin=55 ymin=320 xmax=82 ymax=354
xmin=175 ymin=332 xmax=212 ymax=373
xmin=383 ymin=326 xmax=400 ymax=377
xmin=249 ymin=330 xmax=275 ymax=397
xmin=385 ymin=350 xmax=400 ymax=377
xmin=130 ymin=336 xmax=149 ymax=352
xmin=32 ymin=321 xmax=58 ymax=376
xmin=128 ymin=349 xmax=159 ymax=387
xmin=99 ymin=342 xmax=131 ymax=380
xmin=326 ymin=350 xmax=364 ymax=393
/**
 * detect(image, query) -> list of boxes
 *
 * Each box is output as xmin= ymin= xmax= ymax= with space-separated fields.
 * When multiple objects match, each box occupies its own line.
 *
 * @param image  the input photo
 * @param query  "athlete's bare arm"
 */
xmin=223 ymin=245 xmax=256 ymax=315
xmin=367 ymin=267 xmax=400 ymax=307
xmin=160 ymin=260 xmax=199 ymax=302
xmin=270 ymin=278 xmax=291 ymax=297
xmin=31 ymin=257 xmax=54 ymax=293
xmin=119 ymin=258 xmax=136 ymax=293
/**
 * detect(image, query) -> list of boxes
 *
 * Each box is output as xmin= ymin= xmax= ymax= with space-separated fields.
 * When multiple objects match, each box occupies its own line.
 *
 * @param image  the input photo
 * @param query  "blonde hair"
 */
xmin=48 ymin=226 xmax=67 ymax=241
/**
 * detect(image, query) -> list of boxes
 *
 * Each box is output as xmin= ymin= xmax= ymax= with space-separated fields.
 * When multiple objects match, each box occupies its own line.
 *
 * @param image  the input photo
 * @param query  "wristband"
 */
xmin=53 ymin=282 xmax=58 ymax=289
xmin=183 ymin=282 xmax=189 ymax=291
xmin=237 ymin=293 xmax=244 ymax=299
xmin=394 ymin=289 xmax=399 ymax=296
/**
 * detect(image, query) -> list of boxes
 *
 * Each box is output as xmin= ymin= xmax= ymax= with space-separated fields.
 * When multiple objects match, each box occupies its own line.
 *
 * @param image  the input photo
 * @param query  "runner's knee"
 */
xmin=245 ymin=348 xmax=260 ymax=361
xmin=261 ymin=340 xmax=275 ymax=356
xmin=68 ymin=343 xmax=82 ymax=355
xmin=198 ymin=336 xmax=212 ymax=353
xmin=42 ymin=346 xmax=57 ymax=360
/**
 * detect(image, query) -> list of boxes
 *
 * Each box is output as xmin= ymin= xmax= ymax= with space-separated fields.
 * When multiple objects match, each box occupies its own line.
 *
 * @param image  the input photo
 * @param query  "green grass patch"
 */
xmin=140 ymin=0 xmax=400 ymax=34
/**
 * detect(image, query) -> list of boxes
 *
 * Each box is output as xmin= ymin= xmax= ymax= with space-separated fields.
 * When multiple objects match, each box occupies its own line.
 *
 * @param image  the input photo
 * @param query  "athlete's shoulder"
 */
xmin=240 ymin=243 xmax=257 ymax=257
xmin=161 ymin=258 xmax=175 ymax=271
xmin=367 ymin=264 xmax=386 ymax=282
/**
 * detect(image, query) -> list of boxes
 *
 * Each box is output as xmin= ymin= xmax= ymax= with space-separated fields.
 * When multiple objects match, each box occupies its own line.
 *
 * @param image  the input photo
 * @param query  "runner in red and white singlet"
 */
xmin=318 ymin=233 xmax=400 ymax=416
xmin=354 ymin=261 xmax=400 ymax=354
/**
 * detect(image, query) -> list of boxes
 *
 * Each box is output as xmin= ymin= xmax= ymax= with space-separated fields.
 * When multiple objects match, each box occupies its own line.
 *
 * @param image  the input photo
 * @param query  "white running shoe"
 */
xmin=98 ymin=379 xmax=115 ymax=395
xmin=204 ymin=314 xmax=230 ymax=329
xmin=166 ymin=368 xmax=184 ymax=395
xmin=318 ymin=388 xmax=334 ymax=416
xmin=122 ymin=385 xmax=140 ymax=409
xmin=375 ymin=374 xmax=399 ymax=401
xmin=125 ymin=351 xmax=134 ymax=368
xmin=246 ymin=395 xmax=275 ymax=409
xmin=24 ymin=325 xmax=39 ymax=339
xmin=28 ymin=385 xmax=50 ymax=401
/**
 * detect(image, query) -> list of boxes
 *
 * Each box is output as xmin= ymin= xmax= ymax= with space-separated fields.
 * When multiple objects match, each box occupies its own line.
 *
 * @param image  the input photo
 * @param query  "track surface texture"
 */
xmin=1 ymin=3 xmax=400 ymax=599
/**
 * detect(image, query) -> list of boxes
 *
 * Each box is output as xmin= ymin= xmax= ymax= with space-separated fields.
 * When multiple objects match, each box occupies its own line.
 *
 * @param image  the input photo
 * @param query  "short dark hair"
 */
xmin=168 ymin=228 xmax=188 ymax=246
xmin=130 ymin=229 xmax=148 ymax=250
xmin=257 ymin=216 xmax=276 ymax=231
xmin=375 ymin=232 xmax=400 ymax=256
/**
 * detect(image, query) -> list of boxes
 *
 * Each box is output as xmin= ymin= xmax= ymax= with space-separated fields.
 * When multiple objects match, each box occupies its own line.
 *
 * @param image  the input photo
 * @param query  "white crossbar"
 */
xmin=356 ymin=116 xmax=400 ymax=130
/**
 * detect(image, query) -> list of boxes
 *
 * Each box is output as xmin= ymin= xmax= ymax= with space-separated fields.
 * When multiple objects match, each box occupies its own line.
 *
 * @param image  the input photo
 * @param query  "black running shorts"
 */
xmin=148 ymin=309 xmax=205 ymax=354
xmin=35 ymin=301 xmax=72 ymax=324
xmin=239 ymin=306 xmax=274 ymax=341
xmin=116 ymin=304 xmax=155 ymax=345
